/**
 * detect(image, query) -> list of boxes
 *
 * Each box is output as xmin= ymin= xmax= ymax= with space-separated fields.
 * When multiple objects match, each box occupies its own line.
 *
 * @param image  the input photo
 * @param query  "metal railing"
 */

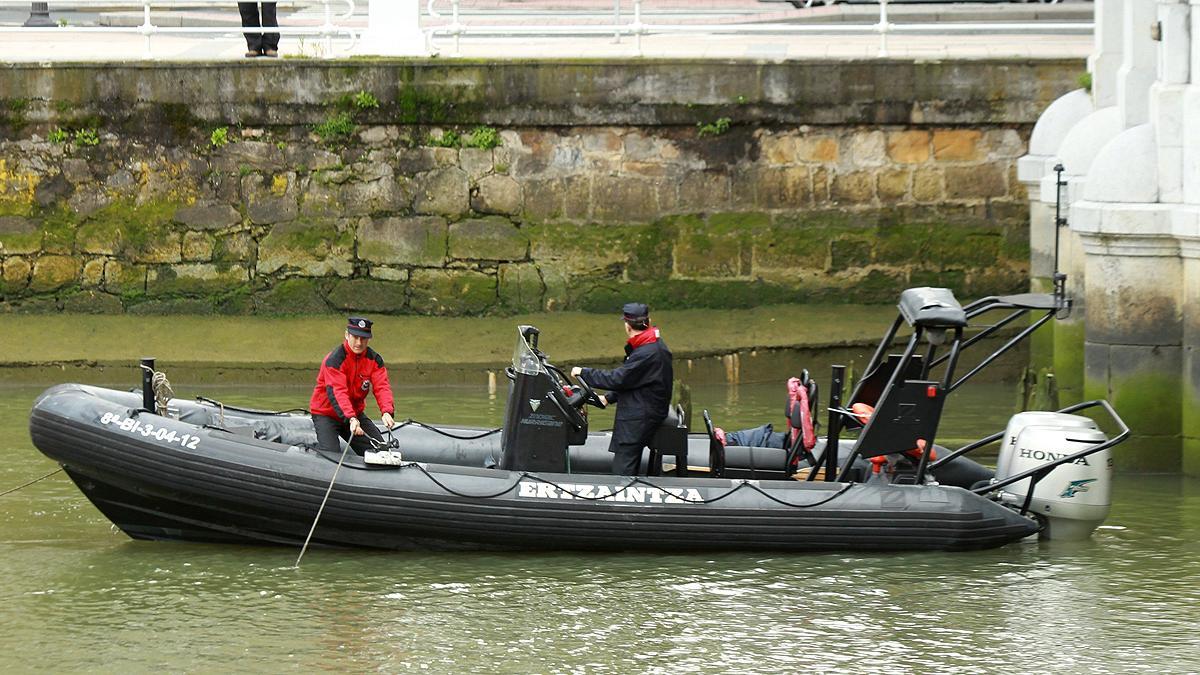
xmin=0 ymin=0 xmax=359 ymax=58
xmin=424 ymin=0 xmax=1092 ymax=58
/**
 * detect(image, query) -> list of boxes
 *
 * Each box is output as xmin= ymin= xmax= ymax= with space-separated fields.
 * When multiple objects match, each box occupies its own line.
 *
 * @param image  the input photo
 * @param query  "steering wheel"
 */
xmin=570 ymin=371 xmax=607 ymax=409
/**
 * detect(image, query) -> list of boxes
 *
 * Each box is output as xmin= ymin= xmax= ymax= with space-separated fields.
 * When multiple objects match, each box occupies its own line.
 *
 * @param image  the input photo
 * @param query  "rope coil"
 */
xmin=139 ymin=364 xmax=175 ymax=416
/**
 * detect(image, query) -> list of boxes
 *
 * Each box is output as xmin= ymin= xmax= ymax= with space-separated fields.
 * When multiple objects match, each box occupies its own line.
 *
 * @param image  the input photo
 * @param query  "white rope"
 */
xmin=140 ymin=365 xmax=175 ymax=416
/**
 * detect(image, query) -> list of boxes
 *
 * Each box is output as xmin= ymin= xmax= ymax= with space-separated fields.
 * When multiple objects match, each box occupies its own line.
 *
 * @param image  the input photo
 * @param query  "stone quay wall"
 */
xmin=0 ymin=59 xmax=1082 ymax=315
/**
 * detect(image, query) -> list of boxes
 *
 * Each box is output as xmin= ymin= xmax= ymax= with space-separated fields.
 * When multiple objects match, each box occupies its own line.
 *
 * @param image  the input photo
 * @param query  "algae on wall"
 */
xmin=0 ymin=59 xmax=1078 ymax=315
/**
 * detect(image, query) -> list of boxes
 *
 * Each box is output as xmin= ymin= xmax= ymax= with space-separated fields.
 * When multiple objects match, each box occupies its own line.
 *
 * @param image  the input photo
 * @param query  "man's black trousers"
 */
xmin=312 ymin=413 xmax=384 ymax=456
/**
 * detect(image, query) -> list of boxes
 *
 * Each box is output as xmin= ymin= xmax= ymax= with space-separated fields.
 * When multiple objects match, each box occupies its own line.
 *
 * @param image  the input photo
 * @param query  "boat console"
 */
xmin=499 ymin=325 xmax=598 ymax=472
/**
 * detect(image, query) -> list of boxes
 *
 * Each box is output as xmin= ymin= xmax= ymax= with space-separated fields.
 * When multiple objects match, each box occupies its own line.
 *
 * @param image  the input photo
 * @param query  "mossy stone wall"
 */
xmin=0 ymin=59 xmax=1081 ymax=315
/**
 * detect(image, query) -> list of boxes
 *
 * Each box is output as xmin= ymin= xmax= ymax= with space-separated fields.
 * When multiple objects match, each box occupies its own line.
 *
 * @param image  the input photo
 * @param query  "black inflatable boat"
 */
xmin=28 ymin=287 xmax=1128 ymax=552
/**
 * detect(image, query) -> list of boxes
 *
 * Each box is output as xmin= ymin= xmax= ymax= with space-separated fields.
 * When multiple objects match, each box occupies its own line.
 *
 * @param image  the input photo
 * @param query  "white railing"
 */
xmin=0 ymin=0 xmax=359 ymax=58
xmin=424 ymin=0 xmax=1092 ymax=58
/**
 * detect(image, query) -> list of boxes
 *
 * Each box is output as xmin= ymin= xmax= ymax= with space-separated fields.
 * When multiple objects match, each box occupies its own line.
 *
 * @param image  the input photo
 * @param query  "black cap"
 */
xmin=621 ymin=302 xmax=649 ymax=322
xmin=346 ymin=316 xmax=373 ymax=338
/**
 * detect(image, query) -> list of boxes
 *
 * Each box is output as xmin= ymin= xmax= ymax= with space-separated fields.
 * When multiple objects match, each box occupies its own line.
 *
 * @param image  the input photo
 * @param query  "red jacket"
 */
xmin=309 ymin=341 xmax=395 ymax=421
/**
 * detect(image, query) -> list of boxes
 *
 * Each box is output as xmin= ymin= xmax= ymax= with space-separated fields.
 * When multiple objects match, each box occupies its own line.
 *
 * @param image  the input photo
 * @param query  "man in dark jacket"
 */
xmin=310 ymin=316 xmax=400 ymax=465
xmin=571 ymin=302 xmax=673 ymax=475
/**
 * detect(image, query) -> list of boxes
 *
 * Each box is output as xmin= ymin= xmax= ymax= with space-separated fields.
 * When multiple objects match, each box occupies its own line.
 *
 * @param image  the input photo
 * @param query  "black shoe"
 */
xmin=245 ymin=50 xmax=262 ymax=58
xmin=263 ymin=49 xmax=279 ymax=58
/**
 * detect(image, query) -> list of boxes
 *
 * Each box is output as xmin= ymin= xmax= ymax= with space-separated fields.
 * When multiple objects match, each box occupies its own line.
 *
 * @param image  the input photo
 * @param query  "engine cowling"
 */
xmin=996 ymin=417 xmax=1112 ymax=541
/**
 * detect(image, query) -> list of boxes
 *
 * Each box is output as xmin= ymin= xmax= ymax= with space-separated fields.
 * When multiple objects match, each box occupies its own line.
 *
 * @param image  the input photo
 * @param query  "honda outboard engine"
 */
xmin=499 ymin=326 xmax=587 ymax=472
xmin=994 ymin=412 xmax=1112 ymax=541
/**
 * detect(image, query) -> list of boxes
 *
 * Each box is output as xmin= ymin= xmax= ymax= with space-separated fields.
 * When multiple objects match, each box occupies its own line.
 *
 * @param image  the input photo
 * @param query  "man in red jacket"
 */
xmin=309 ymin=316 xmax=400 ymax=465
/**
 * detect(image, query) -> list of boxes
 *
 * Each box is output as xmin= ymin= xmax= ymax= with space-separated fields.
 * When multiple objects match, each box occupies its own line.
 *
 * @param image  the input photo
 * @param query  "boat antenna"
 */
xmin=294 ymin=438 xmax=352 ymax=568
xmin=1052 ymin=164 xmax=1071 ymax=318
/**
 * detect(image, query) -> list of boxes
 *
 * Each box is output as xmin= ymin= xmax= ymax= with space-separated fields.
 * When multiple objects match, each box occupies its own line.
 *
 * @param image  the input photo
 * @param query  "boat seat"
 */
xmin=647 ymin=404 xmax=688 ymax=477
xmin=898 ymin=287 xmax=967 ymax=328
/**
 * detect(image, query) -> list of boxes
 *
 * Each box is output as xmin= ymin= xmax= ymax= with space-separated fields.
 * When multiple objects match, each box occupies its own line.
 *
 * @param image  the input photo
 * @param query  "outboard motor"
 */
xmin=499 ymin=326 xmax=588 ymax=473
xmin=994 ymin=412 xmax=1112 ymax=541
xmin=995 ymin=412 xmax=1098 ymax=478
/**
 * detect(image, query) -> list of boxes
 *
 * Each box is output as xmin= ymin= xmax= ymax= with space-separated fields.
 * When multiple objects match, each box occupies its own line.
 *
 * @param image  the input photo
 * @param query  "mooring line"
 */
xmin=0 ymin=467 xmax=64 ymax=498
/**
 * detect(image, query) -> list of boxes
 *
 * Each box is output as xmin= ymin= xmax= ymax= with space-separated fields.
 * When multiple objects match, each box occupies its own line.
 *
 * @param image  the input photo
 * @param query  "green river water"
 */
xmin=2 ymin=381 xmax=1199 ymax=673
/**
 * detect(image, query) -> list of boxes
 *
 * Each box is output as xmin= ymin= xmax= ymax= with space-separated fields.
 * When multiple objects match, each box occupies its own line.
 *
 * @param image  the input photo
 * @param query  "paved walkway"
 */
xmin=0 ymin=1 xmax=1093 ymax=61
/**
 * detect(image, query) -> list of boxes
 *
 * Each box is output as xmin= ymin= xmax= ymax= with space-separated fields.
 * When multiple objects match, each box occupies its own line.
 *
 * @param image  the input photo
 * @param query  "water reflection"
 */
xmin=2 ymin=384 xmax=1199 ymax=671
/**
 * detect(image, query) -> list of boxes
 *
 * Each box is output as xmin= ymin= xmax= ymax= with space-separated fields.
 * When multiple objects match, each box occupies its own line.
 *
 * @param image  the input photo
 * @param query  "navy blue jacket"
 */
xmin=581 ymin=336 xmax=673 ymax=445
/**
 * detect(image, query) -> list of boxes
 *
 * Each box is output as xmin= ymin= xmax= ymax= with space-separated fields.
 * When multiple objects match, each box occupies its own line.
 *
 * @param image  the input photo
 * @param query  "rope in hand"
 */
xmin=0 ymin=467 xmax=65 ymax=498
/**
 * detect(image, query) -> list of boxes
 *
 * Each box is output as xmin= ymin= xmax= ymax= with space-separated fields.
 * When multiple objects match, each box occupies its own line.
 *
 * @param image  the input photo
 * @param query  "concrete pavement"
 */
xmin=0 ymin=1 xmax=1093 ymax=61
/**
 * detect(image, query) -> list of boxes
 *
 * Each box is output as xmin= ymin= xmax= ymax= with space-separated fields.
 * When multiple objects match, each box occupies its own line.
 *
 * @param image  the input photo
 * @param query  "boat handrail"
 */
xmin=964 ymin=396 xmax=1132 ymax=497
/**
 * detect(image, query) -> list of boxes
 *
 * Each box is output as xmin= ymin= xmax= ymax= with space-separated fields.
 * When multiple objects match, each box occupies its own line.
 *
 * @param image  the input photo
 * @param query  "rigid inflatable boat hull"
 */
xmin=30 ymin=384 xmax=1038 ymax=552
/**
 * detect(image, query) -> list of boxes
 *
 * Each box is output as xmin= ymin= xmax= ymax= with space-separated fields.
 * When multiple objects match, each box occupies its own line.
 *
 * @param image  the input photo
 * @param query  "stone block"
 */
xmin=124 ymin=297 xmax=214 ymax=315
xmin=831 ymin=171 xmax=875 ymax=204
xmin=256 ymin=278 xmax=331 ymax=314
xmin=297 ymin=177 xmax=342 ymax=220
xmin=844 ymin=130 xmax=887 ymax=169
xmin=521 ymin=178 xmax=564 ymax=222
xmin=257 ymin=220 xmax=354 ymax=277
xmin=34 ymin=174 xmax=72 ymax=208
xmin=810 ymin=167 xmax=832 ymax=204
xmin=103 ymin=261 xmax=147 ymax=294
xmin=751 ymin=216 xmax=841 ymax=276
xmin=877 ymin=169 xmax=911 ymax=202
xmin=912 ymin=168 xmax=944 ymax=202
xmin=498 ymin=263 xmax=544 ymax=313
xmin=175 ymin=202 xmax=241 ymax=230
xmin=395 ymin=147 xmax=438 ymax=174
xmin=755 ymin=167 xmax=812 ymax=209
xmin=130 ymin=233 xmax=183 ymax=264
xmin=449 ymin=217 xmax=529 ymax=261
xmin=886 ymin=130 xmax=931 ymax=164
xmin=944 ymin=165 xmax=1007 ymax=200
xmin=829 ymin=238 xmax=873 ymax=272
xmin=983 ymin=129 xmax=1025 ymax=160
xmin=213 ymin=231 xmax=255 ymax=263
xmin=460 ymin=148 xmax=494 ymax=181
xmin=1 ymin=256 xmax=31 ymax=293
xmin=761 ymin=134 xmax=797 ymax=165
xmin=61 ymin=290 xmax=123 ymax=314
xmin=932 ymin=129 xmax=983 ymax=161
xmin=678 ymin=172 xmax=730 ymax=212
xmin=795 ymin=135 xmax=839 ymax=163
xmin=339 ymin=178 xmax=413 ymax=216
xmin=68 ymin=191 xmax=111 ymax=219
xmin=147 ymin=264 xmax=249 ymax=296
xmin=581 ymin=129 xmax=623 ymax=154
xmin=61 ymin=159 xmax=92 ymax=184
xmin=358 ymin=216 xmax=447 ymax=267
xmin=220 ymin=140 xmax=285 ymax=171
xmin=409 ymin=268 xmax=497 ymax=315
xmin=592 ymin=176 xmax=660 ymax=222
xmin=0 ymin=216 xmax=41 ymax=254
xmin=370 ymin=266 xmax=408 ymax=282
xmin=471 ymin=174 xmax=522 ymax=216
xmin=29 ymin=255 xmax=78 ymax=292
xmin=326 ymin=278 xmax=408 ymax=313
xmin=183 ymin=231 xmax=215 ymax=261
xmin=1084 ymin=254 xmax=1183 ymax=346
xmin=673 ymin=216 xmax=755 ymax=278
xmin=81 ymin=258 xmax=106 ymax=287
xmin=561 ymin=176 xmax=592 ymax=221
xmin=528 ymin=222 xmax=640 ymax=275
xmin=414 ymin=167 xmax=469 ymax=217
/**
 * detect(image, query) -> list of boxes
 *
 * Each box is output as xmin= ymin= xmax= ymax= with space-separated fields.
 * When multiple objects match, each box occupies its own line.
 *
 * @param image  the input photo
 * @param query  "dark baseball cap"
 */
xmin=621 ymin=302 xmax=649 ymax=322
xmin=346 ymin=316 xmax=373 ymax=338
